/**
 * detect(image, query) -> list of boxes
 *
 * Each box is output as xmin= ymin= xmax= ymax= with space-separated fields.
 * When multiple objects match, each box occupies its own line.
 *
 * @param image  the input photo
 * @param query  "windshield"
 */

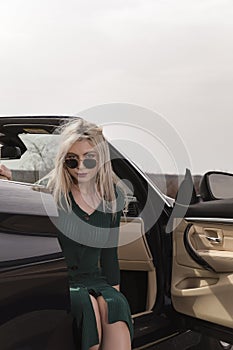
xmin=1 ymin=134 xmax=60 ymax=183
xmin=0 ymin=128 xmax=175 ymax=199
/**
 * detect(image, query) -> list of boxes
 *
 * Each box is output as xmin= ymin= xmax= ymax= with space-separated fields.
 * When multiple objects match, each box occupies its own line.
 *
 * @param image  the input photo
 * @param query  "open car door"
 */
xmin=171 ymin=171 xmax=233 ymax=343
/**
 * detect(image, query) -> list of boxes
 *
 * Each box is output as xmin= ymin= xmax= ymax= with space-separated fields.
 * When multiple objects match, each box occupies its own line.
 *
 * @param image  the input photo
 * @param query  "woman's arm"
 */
xmin=100 ymin=185 xmax=126 ymax=290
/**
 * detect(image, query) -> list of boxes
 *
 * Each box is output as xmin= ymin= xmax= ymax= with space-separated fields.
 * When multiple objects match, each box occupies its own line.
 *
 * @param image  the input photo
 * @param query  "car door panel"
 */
xmin=0 ymin=182 xmax=74 ymax=349
xmin=172 ymin=215 xmax=233 ymax=329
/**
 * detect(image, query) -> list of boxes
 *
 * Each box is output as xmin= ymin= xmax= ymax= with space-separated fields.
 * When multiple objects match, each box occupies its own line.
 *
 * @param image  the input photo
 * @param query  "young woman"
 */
xmin=0 ymin=118 xmax=134 ymax=350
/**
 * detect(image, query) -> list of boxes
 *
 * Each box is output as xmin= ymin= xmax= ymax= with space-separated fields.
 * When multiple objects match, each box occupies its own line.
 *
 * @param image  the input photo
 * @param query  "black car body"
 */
xmin=0 ymin=116 xmax=233 ymax=350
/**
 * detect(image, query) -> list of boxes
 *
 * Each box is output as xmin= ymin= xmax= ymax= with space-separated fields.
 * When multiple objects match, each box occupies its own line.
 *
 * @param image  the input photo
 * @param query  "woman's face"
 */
xmin=65 ymin=139 xmax=99 ymax=184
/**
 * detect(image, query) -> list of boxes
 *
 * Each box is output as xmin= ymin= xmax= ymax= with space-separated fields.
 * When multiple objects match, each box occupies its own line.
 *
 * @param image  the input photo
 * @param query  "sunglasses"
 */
xmin=64 ymin=157 xmax=97 ymax=169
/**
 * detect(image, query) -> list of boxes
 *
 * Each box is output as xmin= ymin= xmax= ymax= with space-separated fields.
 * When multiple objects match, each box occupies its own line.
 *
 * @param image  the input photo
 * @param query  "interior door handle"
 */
xmin=206 ymin=236 xmax=222 ymax=243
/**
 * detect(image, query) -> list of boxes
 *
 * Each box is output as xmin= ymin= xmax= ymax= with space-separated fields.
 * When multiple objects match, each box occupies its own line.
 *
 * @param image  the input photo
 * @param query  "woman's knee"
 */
xmin=97 ymin=292 xmax=132 ymax=335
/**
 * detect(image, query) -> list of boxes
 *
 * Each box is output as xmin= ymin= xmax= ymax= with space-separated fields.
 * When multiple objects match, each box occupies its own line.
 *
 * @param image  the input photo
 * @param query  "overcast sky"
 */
xmin=0 ymin=0 xmax=233 ymax=174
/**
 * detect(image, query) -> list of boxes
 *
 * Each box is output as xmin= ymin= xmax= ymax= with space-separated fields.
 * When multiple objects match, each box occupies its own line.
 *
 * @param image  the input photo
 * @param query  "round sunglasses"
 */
xmin=64 ymin=157 xmax=97 ymax=169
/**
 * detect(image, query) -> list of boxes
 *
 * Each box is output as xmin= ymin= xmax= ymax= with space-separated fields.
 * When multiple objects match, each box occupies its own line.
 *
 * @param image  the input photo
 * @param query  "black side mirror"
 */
xmin=200 ymin=171 xmax=233 ymax=201
xmin=165 ymin=169 xmax=199 ymax=233
xmin=0 ymin=145 xmax=21 ymax=159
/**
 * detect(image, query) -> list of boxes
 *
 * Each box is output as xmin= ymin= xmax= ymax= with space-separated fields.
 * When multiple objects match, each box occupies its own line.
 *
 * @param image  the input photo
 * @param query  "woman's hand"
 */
xmin=0 ymin=164 xmax=12 ymax=180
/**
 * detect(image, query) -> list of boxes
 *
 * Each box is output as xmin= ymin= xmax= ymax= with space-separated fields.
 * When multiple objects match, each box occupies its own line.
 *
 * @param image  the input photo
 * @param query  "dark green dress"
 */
xmin=56 ymin=187 xmax=134 ymax=350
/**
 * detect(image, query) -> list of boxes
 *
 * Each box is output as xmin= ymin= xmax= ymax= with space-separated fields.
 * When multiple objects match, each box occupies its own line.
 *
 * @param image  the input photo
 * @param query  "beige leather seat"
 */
xmin=118 ymin=217 xmax=157 ymax=314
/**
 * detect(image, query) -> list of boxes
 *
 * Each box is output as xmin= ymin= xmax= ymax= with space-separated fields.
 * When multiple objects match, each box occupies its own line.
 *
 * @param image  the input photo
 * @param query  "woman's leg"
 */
xmin=89 ymin=295 xmax=102 ymax=350
xmin=96 ymin=296 xmax=131 ymax=350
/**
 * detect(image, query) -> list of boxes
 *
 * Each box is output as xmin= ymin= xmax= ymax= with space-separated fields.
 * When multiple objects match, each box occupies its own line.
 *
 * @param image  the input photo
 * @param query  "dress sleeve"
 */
xmin=100 ymin=187 xmax=125 ymax=286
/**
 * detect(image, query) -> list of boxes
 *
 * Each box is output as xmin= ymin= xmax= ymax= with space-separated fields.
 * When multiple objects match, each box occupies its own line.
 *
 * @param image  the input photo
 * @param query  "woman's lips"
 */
xmin=78 ymin=173 xmax=88 ymax=176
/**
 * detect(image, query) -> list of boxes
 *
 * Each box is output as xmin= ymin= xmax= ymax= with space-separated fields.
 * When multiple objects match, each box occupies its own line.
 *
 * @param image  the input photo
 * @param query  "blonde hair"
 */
xmin=46 ymin=117 xmax=128 ymax=223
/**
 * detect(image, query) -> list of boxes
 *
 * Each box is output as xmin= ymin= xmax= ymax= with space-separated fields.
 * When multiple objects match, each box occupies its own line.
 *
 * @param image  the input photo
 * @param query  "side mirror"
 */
xmin=0 ymin=145 xmax=21 ymax=159
xmin=200 ymin=171 xmax=233 ymax=201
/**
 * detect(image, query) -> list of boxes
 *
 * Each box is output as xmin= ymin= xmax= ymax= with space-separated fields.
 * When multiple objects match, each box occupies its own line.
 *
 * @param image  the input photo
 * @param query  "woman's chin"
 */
xmin=76 ymin=175 xmax=96 ymax=183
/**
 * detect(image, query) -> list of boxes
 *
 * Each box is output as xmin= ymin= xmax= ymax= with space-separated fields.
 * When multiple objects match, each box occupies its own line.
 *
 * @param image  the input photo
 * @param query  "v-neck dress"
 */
xmin=56 ymin=186 xmax=134 ymax=350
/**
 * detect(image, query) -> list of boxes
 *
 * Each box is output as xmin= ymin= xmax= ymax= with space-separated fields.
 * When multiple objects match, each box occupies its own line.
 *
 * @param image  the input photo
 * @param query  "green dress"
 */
xmin=56 ymin=187 xmax=134 ymax=350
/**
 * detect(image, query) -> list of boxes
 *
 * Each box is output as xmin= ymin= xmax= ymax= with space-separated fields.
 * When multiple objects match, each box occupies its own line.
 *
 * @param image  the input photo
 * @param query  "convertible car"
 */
xmin=0 ymin=116 xmax=233 ymax=350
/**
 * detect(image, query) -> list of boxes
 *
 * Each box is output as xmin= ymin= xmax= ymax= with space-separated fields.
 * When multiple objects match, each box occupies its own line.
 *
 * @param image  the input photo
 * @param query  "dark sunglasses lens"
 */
xmin=83 ymin=159 xmax=97 ymax=169
xmin=65 ymin=159 xmax=79 ymax=169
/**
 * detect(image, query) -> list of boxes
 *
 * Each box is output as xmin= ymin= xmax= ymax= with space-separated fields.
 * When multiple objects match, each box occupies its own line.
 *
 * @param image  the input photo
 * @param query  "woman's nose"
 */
xmin=77 ymin=158 xmax=85 ymax=168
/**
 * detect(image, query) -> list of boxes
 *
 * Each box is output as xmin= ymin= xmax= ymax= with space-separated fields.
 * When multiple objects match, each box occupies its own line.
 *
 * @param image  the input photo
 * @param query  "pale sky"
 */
xmin=0 ymin=0 xmax=233 ymax=174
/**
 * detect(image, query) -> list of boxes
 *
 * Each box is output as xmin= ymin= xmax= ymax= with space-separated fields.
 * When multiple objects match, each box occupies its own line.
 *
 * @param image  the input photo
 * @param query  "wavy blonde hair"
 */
xmin=46 ymin=117 xmax=128 ymax=223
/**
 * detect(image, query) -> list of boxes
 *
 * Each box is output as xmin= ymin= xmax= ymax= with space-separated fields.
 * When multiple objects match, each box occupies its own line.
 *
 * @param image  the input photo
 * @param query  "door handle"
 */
xmin=206 ymin=236 xmax=222 ymax=243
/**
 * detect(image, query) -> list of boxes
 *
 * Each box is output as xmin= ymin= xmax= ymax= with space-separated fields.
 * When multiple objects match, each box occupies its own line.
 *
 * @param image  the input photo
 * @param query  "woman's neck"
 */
xmin=72 ymin=182 xmax=98 ymax=195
